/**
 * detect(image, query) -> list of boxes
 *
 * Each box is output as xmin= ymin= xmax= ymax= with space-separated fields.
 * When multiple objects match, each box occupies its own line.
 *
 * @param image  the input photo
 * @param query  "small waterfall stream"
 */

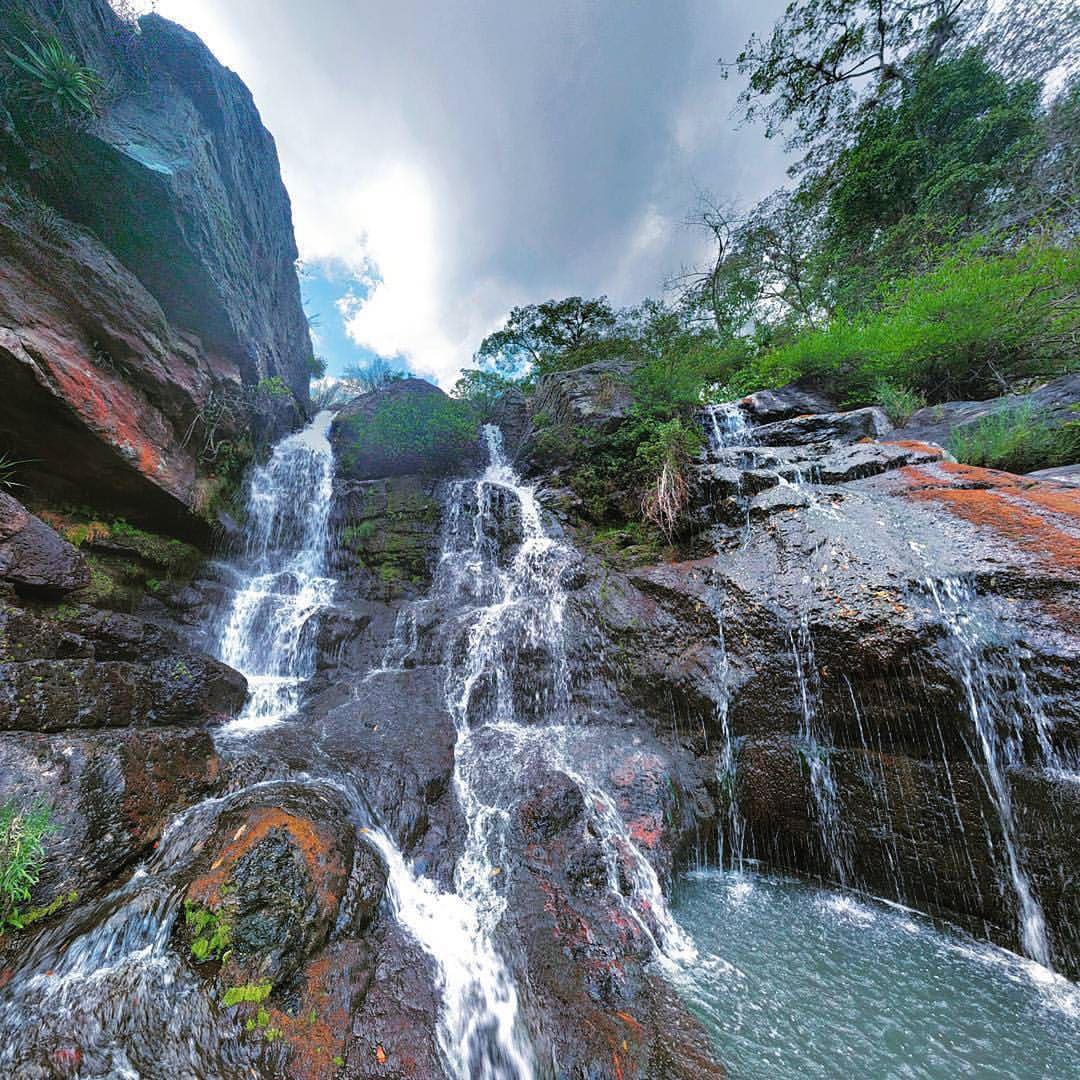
xmin=923 ymin=576 xmax=1054 ymax=967
xmin=214 ymin=410 xmax=337 ymax=733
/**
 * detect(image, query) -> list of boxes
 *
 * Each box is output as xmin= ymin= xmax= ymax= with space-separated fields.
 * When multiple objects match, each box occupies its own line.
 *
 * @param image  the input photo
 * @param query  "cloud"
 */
xmin=148 ymin=0 xmax=789 ymax=385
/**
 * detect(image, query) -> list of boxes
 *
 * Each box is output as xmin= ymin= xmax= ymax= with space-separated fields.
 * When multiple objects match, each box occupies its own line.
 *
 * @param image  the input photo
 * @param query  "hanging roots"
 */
xmin=641 ymin=456 xmax=689 ymax=538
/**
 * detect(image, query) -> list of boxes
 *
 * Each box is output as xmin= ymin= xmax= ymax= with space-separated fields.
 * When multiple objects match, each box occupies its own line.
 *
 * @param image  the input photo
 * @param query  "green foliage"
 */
xmin=340 ymin=359 xmax=404 ymax=395
xmin=4 ymin=36 xmax=102 ymax=123
xmin=872 ymin=380 xmax=927 ymax=425
xmin=340 ymin=393 xmax=477 ymax=473
xmin=948 ymin=407 xmax=1080 ymax=473
xmin=184 ymin=901 xmax=231 ymax=963
xmin=819 ymin=51 xmax=1043 ymax=308
xmin=742 ymin=240 xmax=1080 ymax=404
xmin=222 ymin=982 xmax=272 ymax=1007
xmin=452 ymin=368 xmax=518 ymax=420
xmin=0 ymin=453 xmax=31 ymax=492
xmin=256 ymin=376 xmax=292 ymax=399
xmin=0 ymin=799 xmax=55 ymax=929
xmin=476 ymin=296 xmax=618 ymax=377
xmin=306 ymin=353 xmax=327 ymax=379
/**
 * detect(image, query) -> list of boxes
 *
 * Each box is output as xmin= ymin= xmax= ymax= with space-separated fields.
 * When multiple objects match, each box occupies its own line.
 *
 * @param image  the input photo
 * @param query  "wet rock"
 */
xmin=529 ymin=358 xmax=636 ymax=434
xmin=0 ymin=650 xmax=246 ymax=732
xmin=740 ymin=378 xmax=835 ymax=422
xmin=813 ymin=439 xmax=945 ymax=483
xmin=748 ymin=484 xmax=811 ymax=518
xmin=0 ymin=494 xmax=89 ymax=596
xmin=504 ymin=763 xmax=723 ymax=1078
xmin=181 ymin=797 xmax=367 ymax=990
xmin=331 ymin=474 xmax=444 ymax=596
xmin=0 ymin=726 xmax=220 ymax=925
xmin=753 ymin=406 xmax=893 ymax=447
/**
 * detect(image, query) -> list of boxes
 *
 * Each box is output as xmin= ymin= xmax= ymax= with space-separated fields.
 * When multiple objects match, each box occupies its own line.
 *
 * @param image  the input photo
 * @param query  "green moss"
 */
xmin=222 ymin=982 xmax=272 ymax=1007
xmin=33 ymin=507 xmax=205 ymax=612
xmin=339 ymin=392 xmax=477 ymax=474
xmin=256 ymin=376 xmax=292 ymax=399
xmin=185 ymin=901 xmax=231 ymax=963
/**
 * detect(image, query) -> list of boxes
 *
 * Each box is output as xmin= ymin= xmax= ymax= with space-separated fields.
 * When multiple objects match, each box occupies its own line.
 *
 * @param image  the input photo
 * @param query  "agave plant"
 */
xmin=0 ymin=452 xmax=31 ymax=492
xmin=5 ymin=36 xmax=102 ymax=122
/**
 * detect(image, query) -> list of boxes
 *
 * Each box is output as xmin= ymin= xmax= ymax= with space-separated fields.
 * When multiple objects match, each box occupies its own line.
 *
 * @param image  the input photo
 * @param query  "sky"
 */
xmin=145 ymin=0 xmax=790 ymax=386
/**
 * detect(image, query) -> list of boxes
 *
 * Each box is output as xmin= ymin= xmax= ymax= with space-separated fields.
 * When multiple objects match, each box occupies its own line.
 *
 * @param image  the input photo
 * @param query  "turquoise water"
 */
xmin=672 ymin=870 xmax=1080 ymax=1079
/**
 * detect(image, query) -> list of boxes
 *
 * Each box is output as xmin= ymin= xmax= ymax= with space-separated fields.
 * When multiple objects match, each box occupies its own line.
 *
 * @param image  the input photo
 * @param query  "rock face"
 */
xmin=529 ymin=358 xmax=637 ymax=432
xmin=566 ymin=399 xmax=1080 ymax=977
xmin=0 ymin=0 xmax=311 ymax=534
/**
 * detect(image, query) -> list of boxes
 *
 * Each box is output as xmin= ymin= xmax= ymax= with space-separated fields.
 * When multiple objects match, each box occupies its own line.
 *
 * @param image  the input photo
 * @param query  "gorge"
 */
xmin=1 ymin=2 xmax=1079 ymax=1078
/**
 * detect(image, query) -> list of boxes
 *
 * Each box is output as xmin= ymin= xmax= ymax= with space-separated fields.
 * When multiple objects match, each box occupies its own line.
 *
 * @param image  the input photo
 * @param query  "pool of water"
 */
xmin=671 ymin=870 xmax=1080 ymax=1079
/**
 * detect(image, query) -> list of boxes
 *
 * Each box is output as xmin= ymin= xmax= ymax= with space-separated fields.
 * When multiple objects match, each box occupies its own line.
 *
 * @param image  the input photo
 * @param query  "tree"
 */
xmin=814 ymin=50 xmax=1043 ymax=306
xmin=475 ymin=296 xmax=618 ymax=376
xmin=722 ymin=0 xmax=982 ymax=156
xmin=722 ymin=0 xmax=1078 ymax=163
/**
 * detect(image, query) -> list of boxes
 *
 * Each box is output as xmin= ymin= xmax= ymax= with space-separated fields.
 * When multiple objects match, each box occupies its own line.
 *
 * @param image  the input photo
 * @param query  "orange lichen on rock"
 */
xmin=882 ymin=439 xmax=947 ymax=458
xmin=186 ymin=807 xmax=346 ymax=916
xmin=266 ymin=953 xmax=350 ymax=1080
xmin=898 ymin=462 xmax=1080 ymax=575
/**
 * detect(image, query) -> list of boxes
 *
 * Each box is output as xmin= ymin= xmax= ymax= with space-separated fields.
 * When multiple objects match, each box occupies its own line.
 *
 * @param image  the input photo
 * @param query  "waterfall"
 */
xmin=374 ymin=424 xmax=694 ymax=1077
xmin=704 ymin=402 xmax=750 ymax=451
xmin=924 ymin=577 xmax=1054 ymax=968
xmin=790 ymin=617 xmax=852 ymax=886
xmin=213 ymin=410 xmax=337 ymax=734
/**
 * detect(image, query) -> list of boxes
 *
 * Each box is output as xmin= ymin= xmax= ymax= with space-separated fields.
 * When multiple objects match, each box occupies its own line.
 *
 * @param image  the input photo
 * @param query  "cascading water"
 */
xmin=213 ymin=410 xmax=337 ymax=733
xmin=373 ymin=423 xmax=694 ymax=1078
xmin=704 ymin=401 xmax=751 ymax=451
xmin=790 ymin=617 xmax=851 ymax=886
xmin=923 ymin=576 xmax=1055 ymax=968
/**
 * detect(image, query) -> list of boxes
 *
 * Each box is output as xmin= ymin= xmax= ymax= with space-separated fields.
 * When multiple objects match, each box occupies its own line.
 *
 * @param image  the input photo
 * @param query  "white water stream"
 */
xmin=213 ymin=410 xmax=337 ymax=734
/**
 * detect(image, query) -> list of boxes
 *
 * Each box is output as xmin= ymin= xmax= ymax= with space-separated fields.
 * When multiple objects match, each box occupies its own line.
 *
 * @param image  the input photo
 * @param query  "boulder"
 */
xmin=0 ymin=493 xmax=89 ymax=595
xmin=740 ymin=377 xmax=836 ymax=422
xmin=331 ymin=378 xmax=479 ymax=481
xmin=753 ymin=406 xmax=893 ymax=447
xmin=529 ymin=358 xmax=636 ymax=433
xmin=900 ymin=371 xmax=1080 ymax=449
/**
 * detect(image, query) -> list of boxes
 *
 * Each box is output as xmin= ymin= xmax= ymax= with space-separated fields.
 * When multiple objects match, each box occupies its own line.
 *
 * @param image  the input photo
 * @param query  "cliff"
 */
xmin=0 ymin=0 xmax=311 ymax=536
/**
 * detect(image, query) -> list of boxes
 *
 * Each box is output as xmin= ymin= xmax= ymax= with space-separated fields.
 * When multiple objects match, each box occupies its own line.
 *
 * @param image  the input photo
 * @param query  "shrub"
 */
xmin=947 ymin=406 xmax=1080 ymax=474
xmin=743 ymin=240 xmax=1080 ymax=404
xmin=4 ymin=36 xmax=102 ymax=123
xmin=256 ymin=376 xmax=291 ymax=399
xmin=306 ymin=353 xmax=327 ymax=380
xmin=873 ymin=379 xmax=927 ymax=425
xmin=636 ymin=419 xmax=702 ymax=537
xmin=0 ymin=799 xmax=55 ymax=929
